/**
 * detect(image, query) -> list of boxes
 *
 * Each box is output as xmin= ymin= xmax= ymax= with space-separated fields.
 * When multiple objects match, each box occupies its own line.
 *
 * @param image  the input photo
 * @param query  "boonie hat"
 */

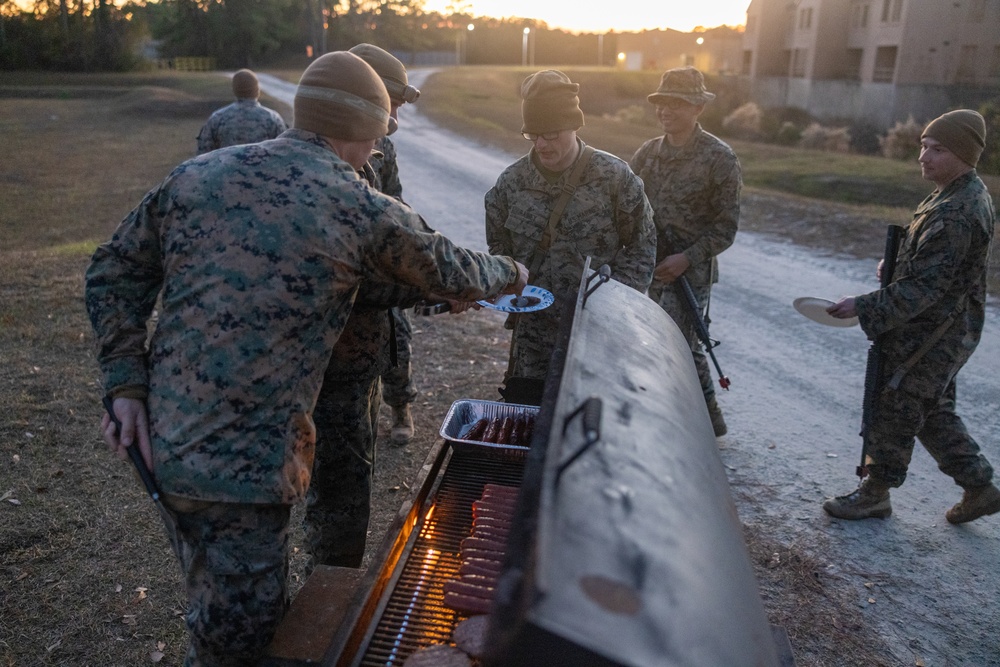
xmin=647 ymin=66 xmax=716 ymax=105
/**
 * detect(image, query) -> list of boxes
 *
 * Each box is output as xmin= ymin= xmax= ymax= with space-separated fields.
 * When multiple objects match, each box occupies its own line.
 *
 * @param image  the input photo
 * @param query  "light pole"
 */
xmin=522 ymin=27 xmax=530 ymax=67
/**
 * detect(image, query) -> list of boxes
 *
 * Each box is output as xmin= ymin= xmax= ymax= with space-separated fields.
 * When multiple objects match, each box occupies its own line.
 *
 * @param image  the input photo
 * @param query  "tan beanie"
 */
xmin=293 ymin=51 xmax=390 ymax=141
xmin=348 ymin=43 xmax=419 ymax=106
xmin=232 ymin=69 xmax=259 ymax=100
xmin=921 ymin=109 xmax=987 ymax=167
xmin=520 ymin=70 xmax=585 ymax=135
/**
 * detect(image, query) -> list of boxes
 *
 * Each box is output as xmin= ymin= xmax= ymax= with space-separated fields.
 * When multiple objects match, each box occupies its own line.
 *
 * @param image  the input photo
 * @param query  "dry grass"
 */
xmin=0 ymin=71 xmax=933 ymax=667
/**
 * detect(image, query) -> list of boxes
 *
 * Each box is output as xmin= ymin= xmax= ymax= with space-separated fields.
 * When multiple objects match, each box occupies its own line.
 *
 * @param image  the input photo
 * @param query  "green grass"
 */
xmin=416 ymin=66 xmax=1000 ymax=209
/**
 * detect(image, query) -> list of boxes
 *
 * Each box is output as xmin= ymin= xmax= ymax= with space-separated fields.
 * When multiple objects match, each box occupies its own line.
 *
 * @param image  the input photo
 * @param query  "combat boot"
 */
xmin=391 ymin=404 xmax=414 ymax=446
xmin=822 ymin=478 xmax=892 ymax=520
xmin=706 ymin=396 xmax=727 ymax=437
xmin=945 ymin=483 xmax=1000 ymax=524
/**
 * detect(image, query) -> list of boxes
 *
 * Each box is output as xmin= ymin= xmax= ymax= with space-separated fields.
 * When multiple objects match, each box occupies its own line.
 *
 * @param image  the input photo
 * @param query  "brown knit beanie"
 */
xmin=232 ymin=69 xmax=259 ymax=99
xmin=348 ymin=43 xmax=419 ymax=106
xmin=921 ymin=109 xmax=987 ymax=167
xmin=520 ymin=70 xmax=585 ymax=135
xmin=293 ymin=51 xmax=390 ymax=141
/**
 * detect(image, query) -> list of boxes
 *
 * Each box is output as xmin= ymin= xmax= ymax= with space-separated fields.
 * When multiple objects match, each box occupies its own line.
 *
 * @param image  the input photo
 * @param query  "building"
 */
xmin=742 ymin=0 xmax=1000 ymax=128
xmin=616 ymin=26 xmax=744 ymax=75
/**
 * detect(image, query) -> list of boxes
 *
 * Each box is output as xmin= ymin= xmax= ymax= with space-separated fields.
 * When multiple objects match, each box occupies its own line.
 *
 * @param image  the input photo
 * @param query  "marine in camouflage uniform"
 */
xmin=823 ymin=109 xmax=1000 ymax=524
xmin=304 ymin=45 xmax=424 ymax=571
xmin=486 ymin=70 xmax=655 ymax=386
xmin=196 ymin=69 xmax=287 ymax=155
xmin=630 ymin=66 xmax=741 ymax=437
xmin=86 ymin=52 xmax=523 ymax=666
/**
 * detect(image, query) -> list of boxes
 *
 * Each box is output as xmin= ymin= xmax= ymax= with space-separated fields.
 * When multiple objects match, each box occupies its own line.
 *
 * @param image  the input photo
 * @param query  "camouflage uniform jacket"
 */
xmin=629 ymin=124 xmax=742 ymax=287
xmin=85 ymin=129 xmax=517 ymax=505
xmin=324 ymin=136 xmax=423 ymax=382
xmin=485 ymin=140 xmax=656 ymax=299
xmin=855 ymin=171 xmax=995 ymax=382
xmin=196 ymin=99 xmax=287 ymax=154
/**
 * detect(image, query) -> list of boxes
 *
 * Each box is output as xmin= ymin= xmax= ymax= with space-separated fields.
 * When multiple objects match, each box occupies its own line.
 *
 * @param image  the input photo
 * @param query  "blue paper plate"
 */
xmin=477 ymin=285 xmax=554 ymax=313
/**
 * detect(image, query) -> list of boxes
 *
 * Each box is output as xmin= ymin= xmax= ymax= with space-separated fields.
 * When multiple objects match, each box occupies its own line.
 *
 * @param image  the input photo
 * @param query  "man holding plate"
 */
xmin=485 ymin=70 xmax=656 ymax=394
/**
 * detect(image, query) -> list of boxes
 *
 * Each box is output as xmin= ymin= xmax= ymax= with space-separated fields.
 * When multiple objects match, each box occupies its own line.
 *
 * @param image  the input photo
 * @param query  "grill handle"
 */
xmin=582 ymin=263 xmax=611 ymax=308
xmin=555 ymin=396 xmax=603 ymax=484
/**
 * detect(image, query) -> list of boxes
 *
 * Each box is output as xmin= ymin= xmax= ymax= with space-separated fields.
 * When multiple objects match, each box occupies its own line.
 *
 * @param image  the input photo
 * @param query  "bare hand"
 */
xmin=653 ymin=253 xmax=690 ymax=283
xmin=447 ymin=300 xmax=481 ymax=314
xmin=102 ymin=397 xmax=153 ymax=471
xmin=826 ymin=297 xmax=858 ymax=319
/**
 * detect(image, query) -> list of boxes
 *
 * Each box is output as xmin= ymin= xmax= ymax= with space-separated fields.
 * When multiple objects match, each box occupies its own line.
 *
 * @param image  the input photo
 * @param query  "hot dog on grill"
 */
xmin=463 ymin=417 xmax=489 ymax=442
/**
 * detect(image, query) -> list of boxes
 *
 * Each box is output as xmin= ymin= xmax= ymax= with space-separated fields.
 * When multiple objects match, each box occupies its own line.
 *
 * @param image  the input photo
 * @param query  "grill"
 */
xmin=265 ymin=260 xmax=794 ymax=667
xmin=357 ymin=452 xmax=523 ymax=666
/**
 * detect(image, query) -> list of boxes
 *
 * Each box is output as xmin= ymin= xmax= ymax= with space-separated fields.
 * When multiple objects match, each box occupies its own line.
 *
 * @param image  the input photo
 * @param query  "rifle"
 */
xmin=857 ymin=224 xmax=904 ymax=480
xmin=660 ymin=240 xmax=730 ymax=390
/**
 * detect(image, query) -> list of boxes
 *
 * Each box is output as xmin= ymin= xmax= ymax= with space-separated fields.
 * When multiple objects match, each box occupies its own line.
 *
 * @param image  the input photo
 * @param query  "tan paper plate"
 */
xmin=793 ymin=296 xmax=859 ymax=327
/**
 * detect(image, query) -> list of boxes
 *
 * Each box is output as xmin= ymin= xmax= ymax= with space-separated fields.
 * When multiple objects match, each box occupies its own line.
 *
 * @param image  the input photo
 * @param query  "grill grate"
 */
xmin=358 ymin=451 xmax=524 ymax=666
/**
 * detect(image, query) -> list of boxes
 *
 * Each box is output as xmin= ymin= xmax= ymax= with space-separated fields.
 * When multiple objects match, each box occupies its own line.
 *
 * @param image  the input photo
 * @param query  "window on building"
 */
xmin=852 ymin=2 xmax=870 ymax=28
xmin=880 ymin=0 xmax=902 ymax=23
xmin=742 ymin=50 xmax=753 ymax=75
xmin=957 ymin=45 xmax=978 ymax=83
xmin=792 ymin=48 xmax=808 ymax=77
xmin=873 ymin=46 xmax=897 ymax=82
xmin=799 ymin=7 xmax=813 ymax=29
xmin=845 ymin=49 xmax=863 ymax=80
xmin=990 ymin=45 xmax=1000 ymax=79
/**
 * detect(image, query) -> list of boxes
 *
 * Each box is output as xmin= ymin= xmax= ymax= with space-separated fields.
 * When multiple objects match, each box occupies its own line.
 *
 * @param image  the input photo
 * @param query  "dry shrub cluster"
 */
xmin=879 ymin=115 xmax=924 ymax=162
xmin=799 ymin=123 xmax=852 ymax=153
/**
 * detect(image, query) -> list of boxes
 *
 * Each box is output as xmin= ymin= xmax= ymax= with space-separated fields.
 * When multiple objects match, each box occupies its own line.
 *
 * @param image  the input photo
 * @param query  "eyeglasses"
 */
xmin=655 ymin=98 xmax=693 ymax=110
xmin=522 ymin=131 xmax=562 ymax=141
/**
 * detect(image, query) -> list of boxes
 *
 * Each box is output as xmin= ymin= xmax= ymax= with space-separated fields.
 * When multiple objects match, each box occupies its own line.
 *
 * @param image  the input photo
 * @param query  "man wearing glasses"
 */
xmin=630 ymin=66 xmax=742 ymax=437
xmin=485 ymin=70 xmax=655 ymax=399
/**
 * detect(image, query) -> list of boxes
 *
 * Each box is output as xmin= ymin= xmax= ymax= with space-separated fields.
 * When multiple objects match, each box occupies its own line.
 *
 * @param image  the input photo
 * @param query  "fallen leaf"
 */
xmin=16 ymin=571 xmax=29 ymax=582
xmin=24 ymin=432 xmax=34 ymax=439
xmin=7 ymin=498 xmax=21 ymax=506
xmin=135 ymin=587 xmax=148 ymax=601
xmin=12 ymin=455 xmax=19 ymax=464
xmin=150 ymin=651 xmax=164 ymax=663
xmin=157 ymin=641 xmax=166 ymax=650
xmin=868 ymin=598 xmax=876 ymax=604
xmin=116 ymin=583 xmax=123 ymax=593
xmin=864 ymin=582 xmax=874 ymax=589
xmin=915 ymin=658 xmax=925 ymax=666
xmin=0 ymin=490 xmax=12 ymax=502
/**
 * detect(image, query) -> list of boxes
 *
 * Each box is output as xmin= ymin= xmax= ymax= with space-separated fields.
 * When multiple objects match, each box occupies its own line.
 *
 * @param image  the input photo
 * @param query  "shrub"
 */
xmin=880 ymin=115 xmax=923 ymax=161
xmin=799 ymin=123 xmax=851 ymax=152
xmin=774 ymin=121 xmax=802 ymax=146
xmin=722 ymin=102 xmax=763 ymax=140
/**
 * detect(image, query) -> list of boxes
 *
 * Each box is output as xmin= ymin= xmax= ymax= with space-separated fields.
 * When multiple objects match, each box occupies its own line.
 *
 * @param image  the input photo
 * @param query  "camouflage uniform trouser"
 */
xmin=649 ymin=281 xmax=716 ymax=401
xmin=305 ymin=376 xmax=381 ymax=570
xmin=868 ymin=377 xmax=994 ymax=489
xmin=164 ymin=496 xmax=291 ymax=667
xmin=381 ymin=307 xmax=417 ymax=408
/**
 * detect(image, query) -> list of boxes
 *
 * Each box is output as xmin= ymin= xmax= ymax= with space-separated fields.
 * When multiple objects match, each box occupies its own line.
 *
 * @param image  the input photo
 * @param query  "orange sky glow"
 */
xmin=423 ymin=0 xmax=749 ymax=33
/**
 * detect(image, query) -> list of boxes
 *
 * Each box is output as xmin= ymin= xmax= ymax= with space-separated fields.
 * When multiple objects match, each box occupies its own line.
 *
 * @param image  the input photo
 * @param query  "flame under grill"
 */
xmin=356 ymin=451 xmax=523 ymax=666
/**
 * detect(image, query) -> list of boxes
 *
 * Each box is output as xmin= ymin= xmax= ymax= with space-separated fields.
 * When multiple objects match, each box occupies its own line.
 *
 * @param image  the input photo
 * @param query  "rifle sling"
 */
xmin=885 ymin=303 xmax=964 ymax=390
xmin=527 ymin=145 xmax=596 ymax=277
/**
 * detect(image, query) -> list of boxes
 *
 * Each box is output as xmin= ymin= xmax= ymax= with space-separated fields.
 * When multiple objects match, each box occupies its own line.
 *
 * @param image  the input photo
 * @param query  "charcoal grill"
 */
xmin=264 ymin=260 xmax=792 ymax=667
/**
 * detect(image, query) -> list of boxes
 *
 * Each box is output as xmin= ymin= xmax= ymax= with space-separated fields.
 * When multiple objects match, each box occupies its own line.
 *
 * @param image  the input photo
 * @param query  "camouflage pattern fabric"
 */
xmin=165 ymin=496 xmax=291 ymax=667
xmin=304 ymin=377 xmax=382 ymax=570
xmin=305 ymin=135 xmax=420 ymax=569
xmin=85 ymin=128 xmax=518 ymax=507
xmin=629 ymin=125 xmax=741 ymax=287
xmin=486 ymin=139 xmax=656 ymax=380
xmin=195 ymin=99 xmax=287 ymax=154
xmin=368 ymin=135 xmax=417 ymax=406
xmin=382 ymin=307 xmax=418 ymax=407
xmin=855 ymin=171 xmax=996 ymax=488
xmin=630 ymin=125 xmax=741 ymax=399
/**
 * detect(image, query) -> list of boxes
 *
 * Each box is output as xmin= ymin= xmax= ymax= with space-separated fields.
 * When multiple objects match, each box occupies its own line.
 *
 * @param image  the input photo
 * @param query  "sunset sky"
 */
xmin=423 ymin=0 xmax=750 ymax=33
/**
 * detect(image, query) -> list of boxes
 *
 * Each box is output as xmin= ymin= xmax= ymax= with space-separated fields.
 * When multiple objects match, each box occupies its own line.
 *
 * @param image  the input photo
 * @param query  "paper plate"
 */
xmin=478 ymin=285 xmax=554 ymax=313
xmin=793 ymin=297 xmax=859 ymax=328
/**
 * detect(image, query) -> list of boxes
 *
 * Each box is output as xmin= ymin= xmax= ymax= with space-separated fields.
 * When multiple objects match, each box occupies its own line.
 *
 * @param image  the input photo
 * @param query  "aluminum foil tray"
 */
xmin=440 ymin=399 xmax=539 ymax=456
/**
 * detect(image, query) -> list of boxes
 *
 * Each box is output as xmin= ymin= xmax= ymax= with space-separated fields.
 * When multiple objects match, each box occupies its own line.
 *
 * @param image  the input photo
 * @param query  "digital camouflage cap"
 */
xmin=647 ymin=66 xmax=716 ymax=105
